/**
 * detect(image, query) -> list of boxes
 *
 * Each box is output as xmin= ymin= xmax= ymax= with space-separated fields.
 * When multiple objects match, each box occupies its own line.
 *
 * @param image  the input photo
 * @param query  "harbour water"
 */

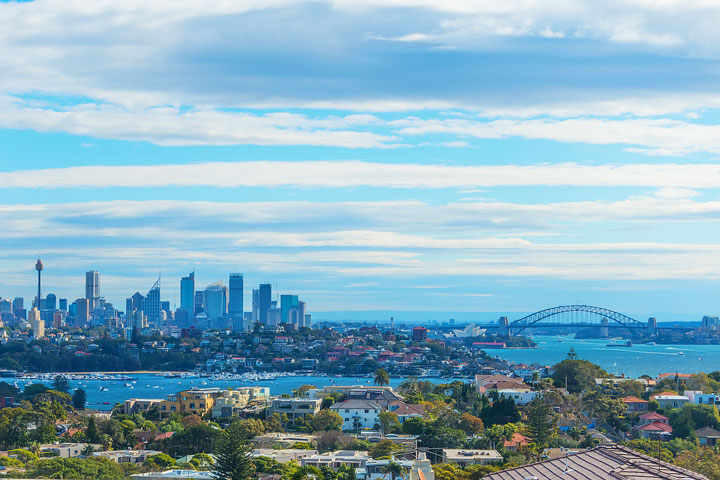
xmin=492 ymin=335 xmax=720 ymax=378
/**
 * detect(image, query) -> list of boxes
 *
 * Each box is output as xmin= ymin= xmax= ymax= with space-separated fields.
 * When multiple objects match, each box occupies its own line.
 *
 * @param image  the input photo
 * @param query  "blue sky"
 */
xmin=1 ymin=0 xmax=720 ymax=322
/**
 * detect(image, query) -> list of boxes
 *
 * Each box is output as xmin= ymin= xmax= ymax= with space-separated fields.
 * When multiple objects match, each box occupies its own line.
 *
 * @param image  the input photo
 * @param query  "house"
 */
xmin=330 ymin=399 xmax=382 ymax=431
xmin=40 ymin=443 xmax=102 ymax=458
xmin=637 ymin=421 xmax=673 ymax=440
xmin=301 ymin=450 xmax=370 ymax=470
xmin=122 ymin=399 xmax=163 ymax=416
xmin=475 ymin=374 xmax=525 ymax=394
xmin=131 ymin=471 xmax=214 ymax=480
xmin=638 ymin=412 xmax=669 ymax=426
xmin=93 ymin=450 xmax=161 ymax=463
xmin=251 ymin=449 xmax=317 ymax=463
xmin=160 ymin=388 xmax=224 ymax=417
xmin=503 ymin=432 xmax=529 ymax=452
xmin=695 ymin=426 xmax=720 ymax=446
xmin=622 ymin=396 xmax=648 ymax=413
xmin=685 ymin=390 xmax=718 ymax=406
xmin=650 ymin=393 xmax=690 ymax=409
xmin=362 ymin=458 xmax=415 ymax=480
xmin=251 ymin=433 xmax=319 ymax=448
xmin=268 ymin=398 xmax=322 ymax=423
xmin=496 ymin=389 xmax=536 ymax=406
xmin=442 ymin=449 xmax=503 ymax=466
xmin=483 ymin=444 xmax=708 ymax=480
xmin=387 ymin=401 xmax=426 ymax=423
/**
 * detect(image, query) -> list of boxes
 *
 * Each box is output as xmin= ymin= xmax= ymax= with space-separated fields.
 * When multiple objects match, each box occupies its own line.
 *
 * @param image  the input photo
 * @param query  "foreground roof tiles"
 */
xmin=483 ymin=444 xmax=707 ymax=480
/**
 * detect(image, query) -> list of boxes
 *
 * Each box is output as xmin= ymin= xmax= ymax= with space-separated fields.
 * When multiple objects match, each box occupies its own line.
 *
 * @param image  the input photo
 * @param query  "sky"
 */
xmin=1 ymin=0 xmax=720 ymax=322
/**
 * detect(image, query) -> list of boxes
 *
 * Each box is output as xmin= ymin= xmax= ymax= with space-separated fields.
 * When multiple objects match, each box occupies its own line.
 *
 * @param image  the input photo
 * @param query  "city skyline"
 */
xmin=1 ymin=2 xmax=720 ymax=316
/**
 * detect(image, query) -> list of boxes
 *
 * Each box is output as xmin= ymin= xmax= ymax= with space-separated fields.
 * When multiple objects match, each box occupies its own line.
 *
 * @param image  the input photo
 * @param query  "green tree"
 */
xmin=293 ymin=385 xmax=317 ymax=398
xmin=525 ymin=396 xmax=556 ymax=447
xmin=145 ymin=453 xmax=178 ymax=470
xmin=374 ymin=368 xmax=390 ymax=387
xmin=381 ymin=461 xmax=407 ymax=480
xmin=369 ymin=439 xmax=399 ymax=459
xmin=212 ymin=421 xmax=256 ymax=480
xmin=53 ymin=375 xmax=70 ymax=392
xmin=73 ymin=388 xmax=87 ymax=410
xmin=675 ymin=447 xmax=720 ymax=480
xmin=566 ymin=348 xmax=578 ymax=360
xmin=378 ymin=411 xmax=399 ymax=435
xmin=669 ymin=404 xmax=720 ymax=439
xmin=312 ymin=409 xmax=344 ymax=432
xmin=551 ymin=359 xmax=609 ymax=393
xmin=86 ymin=416 xmax=100 ymax=443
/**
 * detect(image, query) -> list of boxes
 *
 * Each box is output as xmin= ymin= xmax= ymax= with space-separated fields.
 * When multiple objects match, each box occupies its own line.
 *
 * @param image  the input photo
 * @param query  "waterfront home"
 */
xmin=268 ymin=398 xmax=322 ymax=424
xmin=474 ymin=374 xmax=525 ymax=393
xmin=330 ymin=399 xmax=382 ymax=431
xmin=122 ymin=398 xmax=164 ymax=416
xmin=622 ymin=396 xmax=649 ymax=413
xmin=211 ymin=387 xmax=270 ymax=419
xmin=496 ymin=388 xmax=537 ymax=406
xmin=160 ymin=388 xmax=224 ymax=417
xmin=442 ymin=449 xmax=503 ymax=466
xmin=483 ymin=445 xmax=708 ymax=480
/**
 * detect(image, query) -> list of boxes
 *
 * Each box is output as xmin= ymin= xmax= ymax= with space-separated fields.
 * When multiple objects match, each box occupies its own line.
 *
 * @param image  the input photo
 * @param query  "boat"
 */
xmin=99 ymin=386 xmax=108 ymax=391
xmin=607 ymin=340 xmax=632 ymax=348
xmin=123 ymin=382 xmax=133 ymax=387
xmin=678 ymin=351 xmax=685 ymax=356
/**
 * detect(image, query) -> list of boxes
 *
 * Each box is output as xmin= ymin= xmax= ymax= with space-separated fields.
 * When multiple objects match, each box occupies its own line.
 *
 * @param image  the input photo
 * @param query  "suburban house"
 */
xmin=442 ymin=449 xmax=503 ymax=466
xmin=685 ymin=390 xmax=718 ymax=406
xmin=387 ymin=401 xmax=426 ymax=423
xmin=503 ymin=432 xmax=530 ymax=452
xmin=695 ymin=426 xmax=720 ymax=446
xmin=650 ymin=392 xmax=690 ymax=409
xmin=330 ymin=399 xmax=382 ymax=431
xmin=622 ymin=396 xmax=648 ymax=413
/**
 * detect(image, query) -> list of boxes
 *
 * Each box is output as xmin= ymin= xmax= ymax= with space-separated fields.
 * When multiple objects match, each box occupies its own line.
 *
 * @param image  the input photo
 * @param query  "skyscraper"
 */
xmin=252 ymin=289 xmax=259 ymax=322
xmin=45 ymin=293 xmax=56 ymax=311
xmin=85 ymin=270 xmax=100 ymax=310
xmin=280 ymin=294 xmax=299 ymax=324
xmin=229 ymin=273 xmax=243 ymax=316
xmin=180 ymin=272 xmax=195 ymax=312
xmin=28 ymin=307 xmax=44 ymax=338
xmin=258 ymin=283 xmax=271 ymax=324
xmin=143 ymin=278 xmax=161 ymax=326
xmin=204 ymin=282 xmax=227 ymax=320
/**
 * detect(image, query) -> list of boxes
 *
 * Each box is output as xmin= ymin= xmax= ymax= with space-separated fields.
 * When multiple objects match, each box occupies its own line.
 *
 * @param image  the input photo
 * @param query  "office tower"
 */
xmin=59 ymin=298 xmax=67 ymax=311
xmin=0 ymin=300 xmax=10 ymax=313
xmin=297 ymin=301 xmax=307 ymax=327
xmin=53 ymin=311 xmax=64 ymax=329
xmin=28 ymin=307 xmax=44 ymax=338
xmin=280 ymin=295 xmax=299 ymax=324
xmin=194 ymin=290 xmax=204 ymax=315
xmin=204 ymin=282 xmax=226 ymax=320
xmin=180 ymin=272 xmax=195 ymax=311
xmin=35 ymin=259 xmax=43 ymax=309
xmin=143 ymin=278 xmax=161 ymax=326
xmin=161 ymin=301 xmax=170 ymax=314
xmin=228 ymin=274 xmax=243 ymax=316
xmin=258 ymin=283 xmax=271 ymax=324
xmin=268 ymin=306 xmax=281 ymax=326
xmin=252 ymin=289 xmax=259 ymax=322
xmin=45 ymin=293 xmax=56 ymax=311
xmin=85 ymin=270 xmax=100 ymax=310
xmin=12 ymin=297 xmax=23 ymax=317
xmin=75 ymin=298 xmax=90 ymax=326
xmin=304 ymin=313 xmax=311 ymax=328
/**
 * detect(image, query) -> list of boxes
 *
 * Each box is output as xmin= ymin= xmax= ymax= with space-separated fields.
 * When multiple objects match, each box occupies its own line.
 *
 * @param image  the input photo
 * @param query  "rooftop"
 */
xmin=483 ymin=444 xmax=707 ymax=480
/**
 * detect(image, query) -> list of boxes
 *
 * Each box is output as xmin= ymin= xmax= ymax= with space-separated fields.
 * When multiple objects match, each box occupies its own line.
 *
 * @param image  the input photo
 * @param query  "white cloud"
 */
xmin=4 ymin=161 xmax=720 ymax=189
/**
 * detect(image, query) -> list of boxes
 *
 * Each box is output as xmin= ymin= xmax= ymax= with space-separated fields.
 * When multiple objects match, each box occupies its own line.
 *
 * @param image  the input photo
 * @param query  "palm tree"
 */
xmin=382 ymin=462 xmax=407 ymax=480
xmin=374 ymin=368 xmax=390 ymax=387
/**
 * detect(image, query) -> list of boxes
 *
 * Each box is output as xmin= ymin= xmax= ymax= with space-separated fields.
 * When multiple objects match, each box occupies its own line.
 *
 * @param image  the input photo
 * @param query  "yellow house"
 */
xmin=160 ymin=388 xmax=223 ymax=417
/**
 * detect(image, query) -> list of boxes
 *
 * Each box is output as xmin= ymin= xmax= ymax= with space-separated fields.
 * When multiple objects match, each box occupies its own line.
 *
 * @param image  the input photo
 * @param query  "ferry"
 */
xmin=607 ymin=340 xmax=632 ymax=348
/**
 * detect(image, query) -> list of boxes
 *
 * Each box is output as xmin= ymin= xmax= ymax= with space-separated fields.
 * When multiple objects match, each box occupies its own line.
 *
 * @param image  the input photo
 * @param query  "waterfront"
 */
xmin=11 ymin=374 xmax=454 ymax=411
xmin=492 ymin=335 xmax=720 ymax=378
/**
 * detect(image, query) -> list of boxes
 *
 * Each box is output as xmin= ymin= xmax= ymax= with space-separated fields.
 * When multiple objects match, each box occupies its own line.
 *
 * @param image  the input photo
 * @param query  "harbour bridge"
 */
xmin=442 ymin=304 xmax=695 ymax=336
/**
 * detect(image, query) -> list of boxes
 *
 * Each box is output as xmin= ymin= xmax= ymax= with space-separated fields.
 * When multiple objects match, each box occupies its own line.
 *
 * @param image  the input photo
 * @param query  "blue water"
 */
xmin=13 ymin=375 xmax=452 ymax=411
xmin=491 ymin=335 xmax=720 ymax=378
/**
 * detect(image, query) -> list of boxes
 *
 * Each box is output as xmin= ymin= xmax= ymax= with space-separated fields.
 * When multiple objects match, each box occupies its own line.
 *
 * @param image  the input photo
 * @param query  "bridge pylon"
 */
xmin=498 ymin=316 xmax=509 ymax=337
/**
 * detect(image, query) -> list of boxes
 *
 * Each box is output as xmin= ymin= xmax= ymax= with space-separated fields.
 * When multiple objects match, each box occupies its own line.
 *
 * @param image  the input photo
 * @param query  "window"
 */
xmin=365 ymin=409 xmax=369 ymax=413
xmin=190 ymin=403 xmax=196 ymax=409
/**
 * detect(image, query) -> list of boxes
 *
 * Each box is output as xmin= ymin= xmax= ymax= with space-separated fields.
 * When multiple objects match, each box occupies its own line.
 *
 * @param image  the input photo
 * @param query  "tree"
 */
xmin=551 ymin=359 xmax=609 ymax=393
xmin=293 ymin=385 xmax=317 ymax=398
xmin=73 ymin=388 xmax=87 ymax=410
xmin=370 ymin=440 xmax=399 ymax=459
xmin=381 ymin=462 xmax=407 ymax=480
xmin=81 ymin=444 xmax=97 ymax=456
xmin=53 ymin=375 xmax=70 ymax=392
xmin=212 ymin=421 xmax=256 ymax=480
xmin=669 ymin=404 xmax=720 ymax=439
xmin=378 ymin=411 xmax=399 ymax=435
xmin=675 ymin=447 xmax=720 ymax=480
xmin=458 ymin=413 xmax=484 ymax=435
xmin=312 ymin=409 xmax=343 ymax=432
xmin=145 ymin=453 xmax=178 ymax=470
xmin=86 ymin=416 xmax=100 ymax=443
xmin=374 ymin=368 xmax=390 ymax=387
xmin=566 ymin=348 xmax=578 ymax=360
xmin=525 ymin=396 xmax=556 ymax=447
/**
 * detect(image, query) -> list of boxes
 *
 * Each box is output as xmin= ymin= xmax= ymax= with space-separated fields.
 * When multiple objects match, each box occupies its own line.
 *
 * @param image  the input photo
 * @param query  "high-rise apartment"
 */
xmin=228 ymin=273 xmax=243 ymax=316
xmin=85 ymin=270 xmax=100 ymax=310
xmin=204 ymin=282 xmax=227 ymax=320
xmin=143 ymin=278 xmax=161 ymax=326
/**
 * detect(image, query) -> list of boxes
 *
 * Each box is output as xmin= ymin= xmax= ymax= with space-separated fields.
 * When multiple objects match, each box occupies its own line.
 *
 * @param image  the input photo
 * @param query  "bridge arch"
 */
xmin=508 ymin=305 xmax=644 ymax=334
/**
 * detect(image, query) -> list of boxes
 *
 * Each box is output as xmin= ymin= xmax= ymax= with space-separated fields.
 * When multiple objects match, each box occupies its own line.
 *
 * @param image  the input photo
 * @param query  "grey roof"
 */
xmin=695 ymin=426 xmax=720 ymax=438
xmin=483 ymin=445 xmax=707 ymax=480
xmin=330 ymin=399 xmax=383 ymax=411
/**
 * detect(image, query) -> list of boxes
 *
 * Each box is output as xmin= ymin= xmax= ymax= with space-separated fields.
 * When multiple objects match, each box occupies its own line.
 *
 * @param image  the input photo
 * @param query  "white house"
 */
xmin=685 ymin=390 xmax=718 ymax=406
xmin=330 ymin=399 xmax=382 ymax=431
xmin=497 ymin=389 xmax=537 ymax=406
xmin=650 ymin=394 xmax=690 ymax=410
